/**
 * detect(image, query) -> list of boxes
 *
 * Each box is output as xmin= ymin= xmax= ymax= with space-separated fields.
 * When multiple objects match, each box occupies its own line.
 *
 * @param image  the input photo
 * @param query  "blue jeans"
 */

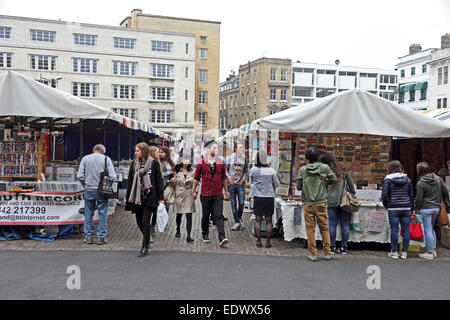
xmin=420 ymin=208 xmax=440 ymax=253
xmin=228 ymin=183 xmax=245 ymax=223
xmin=388 ymin=209 xmax=410 ymax=252
xmin=84 ymin=189 xmax=109 ymax=240
xmin=328 ymin=206 xmax=351 ymax=247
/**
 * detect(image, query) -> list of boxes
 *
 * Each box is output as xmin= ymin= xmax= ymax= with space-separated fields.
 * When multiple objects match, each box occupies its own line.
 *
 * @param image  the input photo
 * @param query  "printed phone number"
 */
xmin=0 ymin=206 xmax=47 ymax=214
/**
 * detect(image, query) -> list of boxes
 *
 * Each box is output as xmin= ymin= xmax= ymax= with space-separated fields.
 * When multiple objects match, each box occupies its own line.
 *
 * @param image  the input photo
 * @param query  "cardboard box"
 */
xmin=440 ymin=225 xmax=450 ymax=249
xmin=56 ymin=167 xmax=76 ymax=175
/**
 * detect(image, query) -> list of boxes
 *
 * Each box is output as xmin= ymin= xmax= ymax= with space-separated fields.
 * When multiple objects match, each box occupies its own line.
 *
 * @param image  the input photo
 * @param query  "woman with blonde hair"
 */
xmin=125 ymin=142 xmax=164 ymax=257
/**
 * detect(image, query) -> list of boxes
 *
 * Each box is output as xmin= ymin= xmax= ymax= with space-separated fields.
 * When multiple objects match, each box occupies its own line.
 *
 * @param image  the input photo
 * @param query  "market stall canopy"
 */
xmin=0 ymin=71 xmax=180 ymax=141
xmin=251 ymin=88 xmax=450 ymax=138
xmin=420 ymin=107 xmax=450 ymax=125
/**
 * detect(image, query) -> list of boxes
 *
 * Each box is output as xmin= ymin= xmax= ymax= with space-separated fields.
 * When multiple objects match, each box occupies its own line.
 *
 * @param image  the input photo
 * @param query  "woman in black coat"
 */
xmin=125 ymin=142 xmax=164 ymax=257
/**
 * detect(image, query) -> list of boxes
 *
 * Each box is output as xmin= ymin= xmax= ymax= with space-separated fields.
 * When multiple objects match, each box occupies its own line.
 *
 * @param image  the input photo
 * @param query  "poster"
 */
xmin=279 ymin=161 xmax=291 ymax=173
xmin=275 ymin=184 xmax=290 ymax=196
xmin=367 ymin=210 xmax=385 ymax=233
xmin=0 ymin=191 xmax=93 ymax=225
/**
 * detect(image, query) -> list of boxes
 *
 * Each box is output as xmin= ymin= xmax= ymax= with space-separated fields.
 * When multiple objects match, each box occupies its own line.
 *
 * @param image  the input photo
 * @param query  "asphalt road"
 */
xmin=0 ymin=250 xmax=449 ymax=300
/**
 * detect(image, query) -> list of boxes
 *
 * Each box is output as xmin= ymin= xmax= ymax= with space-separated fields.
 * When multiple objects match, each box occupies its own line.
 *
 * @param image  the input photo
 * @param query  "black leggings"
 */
xmin=176 ymin=213 xmax=192 ymax=237
xmin=254 ymin=215 xmax=273 ymax=242
xmin=135 ymin=205 xmax=156 ymax=247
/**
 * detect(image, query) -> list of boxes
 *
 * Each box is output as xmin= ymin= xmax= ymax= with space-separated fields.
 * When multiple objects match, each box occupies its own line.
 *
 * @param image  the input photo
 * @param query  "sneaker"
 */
xmin=84 ymin=237 xmax=93 ymax=244
xmin=330 ymin=246 xmax=337 ymax=254
xmin=433 ymin=251 xmax=437 ymax=258
xmin=219 ymin=238 xmax=229 ymax=247
xmin=418 ymin=252 xmax=434 ymax=260
xmin=306 ymin=254 xmax=319 ymax=262
xmin=150 ymin=237 xmax=154 ymax=244
xmin=338 ymin=247 xmax=348 ymax=255
xmin=212 ymin=225 xmax=217 ymax=230
xmin=239 ymin=220 xmax=246 ymax=229
xmin=400 ymin=251 xmax=407 ymax=259
xmin=323 ymin=254 xmax=332 ymax=261
xmin=202 ymin=235 xmax=211 ymax=243
xmin=231 ymin=223 xmax=241 ymax=231
xmin=388 ymin=251 xmax=398 ymax=259
xmin=97 ymin=238 xmax=106 ymax=245
xmin=223 ymin=216 xmax=228 ymax=221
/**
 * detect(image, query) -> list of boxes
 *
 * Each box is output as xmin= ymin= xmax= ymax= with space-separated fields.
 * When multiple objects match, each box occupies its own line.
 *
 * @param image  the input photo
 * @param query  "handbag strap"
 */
xmin=435 ymin=174 xmax=443 ymax=202
xmin=104 ymin=155 xmax=109 ymax=176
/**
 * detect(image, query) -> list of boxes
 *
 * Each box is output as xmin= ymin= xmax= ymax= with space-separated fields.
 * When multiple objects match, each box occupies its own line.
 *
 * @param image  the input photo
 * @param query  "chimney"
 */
xmin=409 ymin=44 xmax=422 ymax=55
xmin=441 ymin=33 xmax=450 ymax=49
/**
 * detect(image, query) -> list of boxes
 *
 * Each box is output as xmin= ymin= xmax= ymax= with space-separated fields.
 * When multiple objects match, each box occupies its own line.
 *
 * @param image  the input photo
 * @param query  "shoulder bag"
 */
xmin=340 ymin=175 xmax=360 ymax=213
xmin=436 ymin=174 xmax=450 ymax=226
xmin=97 ymin=155 xmax=115 ymax=199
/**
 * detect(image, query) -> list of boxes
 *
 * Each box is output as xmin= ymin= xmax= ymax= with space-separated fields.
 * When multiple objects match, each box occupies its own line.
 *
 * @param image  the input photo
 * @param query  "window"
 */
xmin=399 ymin=92 xmax=405 ymax=103
xmin=112 ymin=108 xmax=136 ymax=119
xmin=409 ymin=90 xmax=415 ymax=102
xmin=72 ymin=83 xmax=98 ymax=97
xmin=112 ymin=84 xmax=137 ymax=99
xmin=37 ymin=78 xmax=57 ymax=88
xmin=0 ymin=27 xmax=11 ymax=39
xmin=73 ymin=58 xmax=98 ymax=73
xmin=151 ymin=64 xmax=173 ymax=78
xmin=114 ymin=37 xmax=135 ymax=49
xmin=185 ymin=89 xmax=188 ymax=101
xmin=229 ymin=96 xmax=233 ymax=108
xmin=30 ymin=29 xmax=55 ymax=42
xmin=422 ymin=64 xmax=427 ymax=73
xmin=185 ymin=43 xmax=189 ymax=54
xmin=151 ymin=87 xmax=172 ymax=101
xmin=254 ymin=70 xmax=257 ymax=83
xmin=400 ymin=70 xmax=405 ymax=78
xmin=444 ymin=66 xmax=448 ymax=84
xmin=30 ymin=55 xmax=56 ymax=71
xmin=200 ymin=36 xmax=207 ymax=42
xmin=270 ymin=88 xmax=277 ymax=101
xmin=437 ymin=98 xmax=441 ymax=109
xmin=280 ymin=88 xmax=287 ymax=101
xmin=390 ymin=75 xmax=396 ymax=83
xmin=185 ymin=112 xmax=188 ymax=123
xmin=270 ymin=68 xmax=276 ymax=81
xmin=113 ymin=61 xmax=137 ymax=76
xmin=235 ymin=95 xmax=238 ymax=107
xmin=443 ymin=98 xmax=448 ymax=108
xmin=420 ymin=88 xmax=427 ymax=100
xmin=73 ymin=34 xmax=97 ymax=46
xmin=241 ymin=75 xmax=245 ymax=87
xmin=247 ymin=93 xmax=250 ymax=106
xmin=438 ymin=67 xmax=443 ymax=85
xmin=246 ymin=114 xmax=250 ymax=123
xmin=411 ymin=67 xmax=415 ymax=76
xmin=254 ymin=91 xmax=257 ymax=104
xmin=199 ymin=48 xmax=207 ymax=59
xmin=241 ymin=94 xmax=244 ymax=106
xmin=199 ymin=69 xmax=207 ymax=83
xmin=198 ymin=91 xmax=207 ymax=104
xmin=185 ymin=67 xmax=189 ymax=78
xmin=0 ymin=53 xmax=12 ymax=68
xmin=247 ymin=73 xmax=250 ymax=86
xmin=198 ymin=112 xmax=207 ymax=126
xmin=151 ymin=110 xmax=171 ymax=123
xmin=281 ymin=69 xmax=288 ymax=82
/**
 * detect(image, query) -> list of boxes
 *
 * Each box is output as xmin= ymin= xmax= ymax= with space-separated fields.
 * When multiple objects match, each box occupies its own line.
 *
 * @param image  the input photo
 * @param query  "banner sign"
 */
xmin=0 ymin=191 xmax=94 ymax=225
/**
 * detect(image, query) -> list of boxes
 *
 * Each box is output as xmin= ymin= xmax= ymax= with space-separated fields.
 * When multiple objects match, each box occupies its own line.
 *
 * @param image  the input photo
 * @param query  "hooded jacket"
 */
xmin=416 ymin=173 xmax=449 ymax=211
xmin=381 ymin=173 xmax=415 ymax=210
xmin=296 ymin=162 xmax=338 ymax=205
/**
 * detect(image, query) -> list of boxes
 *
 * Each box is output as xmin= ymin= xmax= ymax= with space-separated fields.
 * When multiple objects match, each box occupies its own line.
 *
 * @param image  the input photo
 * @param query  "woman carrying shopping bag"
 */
xmin=125 ymin=142 xmax=164 ymax=258
xmin=319 ymin=152 xmax=356 ymax=255
xmin=170 ymin=156 xmax=195 ymax=243
xmin=381 ymin=160 xmax=415 ymax=260
xmin=415 ymin=162 xmax=449 ymax=260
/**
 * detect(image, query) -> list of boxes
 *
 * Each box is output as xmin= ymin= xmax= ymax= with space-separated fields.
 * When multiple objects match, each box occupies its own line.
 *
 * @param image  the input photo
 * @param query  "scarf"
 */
xmin=128 ymin=157 xmax=153 ymax=205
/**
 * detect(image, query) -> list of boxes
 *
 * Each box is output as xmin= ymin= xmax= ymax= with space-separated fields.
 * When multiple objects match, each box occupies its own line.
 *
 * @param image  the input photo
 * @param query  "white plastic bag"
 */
xmin=156 ymin=203 xmax=169 ymax=232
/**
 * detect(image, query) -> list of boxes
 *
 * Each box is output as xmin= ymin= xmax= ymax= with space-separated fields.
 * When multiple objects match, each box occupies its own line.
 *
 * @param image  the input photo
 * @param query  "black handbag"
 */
xmin=97 ymin=155 xmax=115 ymax=199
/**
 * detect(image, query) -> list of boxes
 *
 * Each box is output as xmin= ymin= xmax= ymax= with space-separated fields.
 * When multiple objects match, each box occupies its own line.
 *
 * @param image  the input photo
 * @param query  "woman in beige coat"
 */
xmin=170 ymin=156 xmax=195 ymax=243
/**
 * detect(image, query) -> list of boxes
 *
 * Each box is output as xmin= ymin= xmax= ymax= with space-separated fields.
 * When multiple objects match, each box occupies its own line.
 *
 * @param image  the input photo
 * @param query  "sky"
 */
xmin=1 ymin=0 xmax=449 ymax=82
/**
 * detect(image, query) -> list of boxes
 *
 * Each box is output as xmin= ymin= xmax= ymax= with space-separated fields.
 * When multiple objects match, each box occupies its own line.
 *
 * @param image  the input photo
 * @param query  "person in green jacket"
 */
xmin=296 ymin=147 xmax=338 ymax=261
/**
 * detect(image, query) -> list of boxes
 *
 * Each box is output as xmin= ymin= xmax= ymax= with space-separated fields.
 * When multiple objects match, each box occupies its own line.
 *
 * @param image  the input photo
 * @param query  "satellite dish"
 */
xmin=335 ymin=59 xmax=340 ymax=65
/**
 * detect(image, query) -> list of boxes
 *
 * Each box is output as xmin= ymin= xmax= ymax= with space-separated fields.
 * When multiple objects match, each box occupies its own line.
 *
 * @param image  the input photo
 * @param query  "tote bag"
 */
xmin=340 ymin=176 xmax=360 ymax=213
xmin=437 ymin=174 xmax=450 ymax=226
xmin=97 ymin=156 xmax=115 ymax=199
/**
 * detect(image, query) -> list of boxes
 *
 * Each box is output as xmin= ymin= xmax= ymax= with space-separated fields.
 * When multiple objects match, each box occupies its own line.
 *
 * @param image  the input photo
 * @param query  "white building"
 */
xmin=291 ymin=61 xmax=397 ymax=106
xmin=429 ymin=34 xmax=450 ymax=109
xmin=395 ymin=45 xmax=436 ymax=111
xmin=0 ymin=15 xmax=196 ymax=144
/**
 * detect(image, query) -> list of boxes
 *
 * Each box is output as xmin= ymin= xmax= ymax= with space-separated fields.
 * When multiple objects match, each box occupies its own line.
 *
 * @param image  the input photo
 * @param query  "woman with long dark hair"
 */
xmin=125 ymin=142 xmax=164 ymax=257
xmin=319 ymin=152 xmax=355 ymax=255
xmin=250 ymin=150 xmax=280 ymax=248
xmin=170 ymin=156 xmax=195 ymax=242
xmin=416 ymin=162 xmax=449 ymax=260
xmin=158 ymin=146 xmax=175 ymax=188
xmin=381 ymin=160 xmax=414 ymax=259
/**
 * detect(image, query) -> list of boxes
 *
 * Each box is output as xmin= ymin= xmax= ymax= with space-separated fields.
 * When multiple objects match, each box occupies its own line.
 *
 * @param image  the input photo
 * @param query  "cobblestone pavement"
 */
xmin=0 ymin=199 xmax=449 ymax=261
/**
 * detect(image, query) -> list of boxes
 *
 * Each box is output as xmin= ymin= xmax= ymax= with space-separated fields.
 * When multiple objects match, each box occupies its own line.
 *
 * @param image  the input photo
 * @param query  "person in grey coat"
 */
xmin=319 ymin=152 xmax=355 ymax=255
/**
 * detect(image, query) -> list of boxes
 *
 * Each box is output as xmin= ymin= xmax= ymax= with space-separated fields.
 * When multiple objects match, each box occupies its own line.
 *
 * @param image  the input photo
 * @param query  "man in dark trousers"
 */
xmin=192 ymin=141 xmax=230 ymax=246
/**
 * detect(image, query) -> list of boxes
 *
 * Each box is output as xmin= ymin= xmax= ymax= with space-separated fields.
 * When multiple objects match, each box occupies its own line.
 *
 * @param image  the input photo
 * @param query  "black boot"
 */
xmin=137 ymin=245 xmax=149 ymax=258
xmin=186 ymin=235 xmax=194 ymax=243
xmin=175 ymin=230 xmax=181 ymax=238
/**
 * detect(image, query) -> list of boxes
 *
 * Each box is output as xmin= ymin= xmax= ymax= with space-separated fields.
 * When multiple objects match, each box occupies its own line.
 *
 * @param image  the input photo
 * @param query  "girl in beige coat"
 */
xmin=170 ymin=157 xmax=195 ymax=242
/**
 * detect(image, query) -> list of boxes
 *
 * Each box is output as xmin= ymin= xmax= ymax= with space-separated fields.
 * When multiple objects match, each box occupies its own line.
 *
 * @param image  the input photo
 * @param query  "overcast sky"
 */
xmin=1 ymin=0 xmax=449 ymax=82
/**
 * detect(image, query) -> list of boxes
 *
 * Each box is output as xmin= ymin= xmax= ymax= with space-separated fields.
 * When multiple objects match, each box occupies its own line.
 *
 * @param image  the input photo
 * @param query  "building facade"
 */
xmin=120 ymin=9 xmax=221 ymax=142
xmin=0 ymin=14 xmax=197 ymax=144
xmin=292 ymin=61 xmax=397 ymax=106
xmin=429 ymin=34 xmax=450 ymax=109
xmin=395 ymin=45 xmax=436 ymax=110
xmin=219 ymin=57 xmax=291 ymax=131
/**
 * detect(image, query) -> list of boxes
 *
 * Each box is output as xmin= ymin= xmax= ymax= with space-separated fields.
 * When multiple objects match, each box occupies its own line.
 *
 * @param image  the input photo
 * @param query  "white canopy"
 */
xmin=251 ymin=88 xmax=450 ymax=138
xmin=0 ymin=71 xmax=180 ymax=141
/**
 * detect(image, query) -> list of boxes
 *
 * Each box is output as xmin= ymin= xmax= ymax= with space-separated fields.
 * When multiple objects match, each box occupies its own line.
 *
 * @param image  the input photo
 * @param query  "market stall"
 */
xmin=248 ymin=88 xmax=450 ymax=243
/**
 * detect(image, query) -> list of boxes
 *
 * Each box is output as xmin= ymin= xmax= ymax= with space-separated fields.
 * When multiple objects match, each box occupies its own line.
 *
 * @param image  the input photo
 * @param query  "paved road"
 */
xmin=0 ymin=250 xmax=449 ymax=300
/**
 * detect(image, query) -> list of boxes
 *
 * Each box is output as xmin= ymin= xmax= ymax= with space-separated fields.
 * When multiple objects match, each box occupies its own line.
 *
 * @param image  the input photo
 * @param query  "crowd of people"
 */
xmin=77 ymin=142 xmax=450 ymax=261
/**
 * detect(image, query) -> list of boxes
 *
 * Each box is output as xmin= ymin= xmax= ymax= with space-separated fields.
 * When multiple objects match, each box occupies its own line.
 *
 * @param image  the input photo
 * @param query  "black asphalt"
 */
xmin=0 ymin=250 xmax=449 ymax=300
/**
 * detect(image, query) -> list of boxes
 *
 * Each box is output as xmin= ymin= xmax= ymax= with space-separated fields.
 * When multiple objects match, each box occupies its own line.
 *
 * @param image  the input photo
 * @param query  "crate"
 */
xmin=440 ymin=225 xmax=450 ymax=249
xmin=399 ymin=243 xmax=421 ymax=252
